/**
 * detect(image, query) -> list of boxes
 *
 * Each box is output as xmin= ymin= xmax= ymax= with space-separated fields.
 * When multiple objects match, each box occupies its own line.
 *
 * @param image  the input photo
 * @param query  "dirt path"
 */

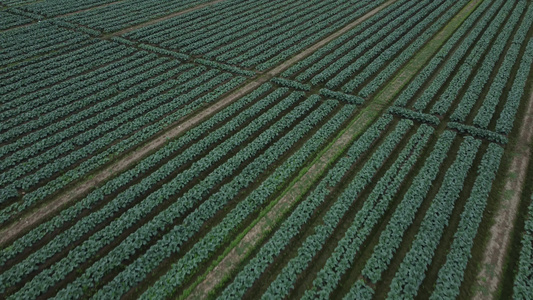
xmin=266 ymin=0 xmax=397 ymax=77
xmin=0 ymin=80 xmax=264 ymax=247
xmin=0 ymin=0 xmax=395 ymax=247
xmin=109 ymin=0 xmax=225 ymax=37
xmin=186 ymin=1 xmax=481 ymax=298
xmin=186 ymin=109 xmax=376 ymax=300
xmin=473 ymin=84 xmax=533 ymax=299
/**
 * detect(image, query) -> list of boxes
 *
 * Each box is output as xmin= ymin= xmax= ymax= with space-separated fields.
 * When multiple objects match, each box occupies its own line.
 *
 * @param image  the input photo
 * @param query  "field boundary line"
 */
xmin=184 ymin=109 xmax=377 ymax=300
xmin=0 ymin=80 xmax=262 ymax=246
xmin=264 ymin=0 xmax=397 ymax=77
xmin=185 ymin=1 xmax=481 ymax=298
xmin=0 ymin=0 xmax=396 ymax=247
xmin=473 ymin=80 xmax=533 ymax=299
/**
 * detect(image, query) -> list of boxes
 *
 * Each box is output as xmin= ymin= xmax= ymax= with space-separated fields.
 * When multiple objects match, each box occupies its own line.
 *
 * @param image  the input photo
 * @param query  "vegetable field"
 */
xmin=1 ymin=0 xmax=532 ymax=299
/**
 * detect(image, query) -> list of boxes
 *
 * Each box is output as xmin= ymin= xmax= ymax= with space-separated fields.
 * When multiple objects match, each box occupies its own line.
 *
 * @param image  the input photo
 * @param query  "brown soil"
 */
xmin=473 ymin=85 xmax=533 ymax=299
xmin=0 ymin=79 xmax=263 ymax=247
xmin=0 ymin=0 xmax=397 ymax=248
xmin=266 ymin=0 xmax=397 ymax=78
xmin=184 ymin=2 xmax=405 ymax=297
xmin=185 ymin=0 xmax=484 ymax=297
xmin=186 ymin=110 xmax=376 ymax=300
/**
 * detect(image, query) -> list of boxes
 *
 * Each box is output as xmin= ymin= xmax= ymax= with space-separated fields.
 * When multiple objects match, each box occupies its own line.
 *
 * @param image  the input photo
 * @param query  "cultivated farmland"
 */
xmin=1 ymin=0 xmax=532 ymax=299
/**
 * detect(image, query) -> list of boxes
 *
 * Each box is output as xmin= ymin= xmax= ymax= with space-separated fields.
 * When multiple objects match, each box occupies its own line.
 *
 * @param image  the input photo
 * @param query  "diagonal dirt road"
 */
xmin=474 ymin=81 xmax=533 ymax=300
xmin=185 ymin=0 xmax=481 ymax=298
xmin=0 ymin=0 xmax=395 ymax=247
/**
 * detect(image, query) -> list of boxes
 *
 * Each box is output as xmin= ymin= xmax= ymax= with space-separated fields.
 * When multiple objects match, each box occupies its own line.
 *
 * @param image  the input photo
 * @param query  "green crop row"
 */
xmin=513 ymin=192 xmax=533 ymax=299
xmin=282 ymin=0 xmax=411 ymax=80
xmin=361 ymin=130 xmax=456 ymax=284
xmin=2 ymin=89 xmax=303 ymax=299
xmin=411 ymin=0 xmax=505 ymax=111
xmin=293 ymin=124 xmax=432 ymax=300
xmin=316 ymin=0 xmax=429 ymax=88
xmin=219 ymin=117 xmax=407 ymax=299
xmin=388 ymin=137 xmax=481 ymax=299
xmin=139 ymin=99 xmax=349 ymax=300
xmin=0 ymin=84 xmax=277 ymax=268
xmin=430 ymin=0 xmax=516 ymax=115
xmin=431 ymin=143 xmax=503 ymax=299
xmin=349 ymin=0 xmax=469 ymax=97
xmin=450 ymin=1 xmax=526 ymax=123
xmin=473 ymin=3 xmax=533 ymax=129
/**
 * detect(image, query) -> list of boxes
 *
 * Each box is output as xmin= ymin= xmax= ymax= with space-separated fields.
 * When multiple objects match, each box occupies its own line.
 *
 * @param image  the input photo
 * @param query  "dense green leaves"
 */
xmin=430 ymin=0 xmax=515 ymax=115
xmin=220 ymin=117 xmax=407 ymax=299
xmin=272 ymin=77 xmax=311 ymax=91
xmin=387 ymin=137 xmax=481 ymax=299
xmin=301 ymin=124 xmax=432 ymax=300
xmin=140 ymin=99 xmax=351 ymax=300
xmin=319 ymin=88 xmax=364 ymax=105
xmin=496 ymin=38 xmax=533 ymax=134
xmin=411 ymin=0 xmax=505 ymax=111
xmin=388 ymin=106 xmax=440 ymax=126
xmin=447 ymin=122 xmax=508 ymax=144
xmin=362 ymin=130 xmax=456 ymax=285
xmin=431 ymin=143 xmax=503 ymax=299
xmin=450 ymin=1 xmax=525 ymax=123
xmin=125 ymin=0 xmax=387 ymax=70
xmin=513 ymin=193 xmax=533 ymax=300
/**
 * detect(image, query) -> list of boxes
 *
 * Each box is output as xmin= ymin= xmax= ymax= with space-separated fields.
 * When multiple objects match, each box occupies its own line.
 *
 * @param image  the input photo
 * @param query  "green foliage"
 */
xmin=2 ymin=86 xmax=296 ymax=298
xmin=195 ymin=58 xmax=256 ymax=77
xmin=410 ymin=0 xmax=504 ymax=111
xmin=125 ymin=0 xmax=387 ymax=70
xmin=354 ymin=0 xmax=469 ymax=98
xmin=431 ymin=143 xmax=503 ymax=299
xmin=388 ymin=106 xmax=440 ymax=126
xmin=282 ymin=0 xmax=410 ymax=80
xmin=388 ymin=137 xmax=481 ymax=299
xmin=271 ymin=77 xmax=311 ymax=91
xmin=496 ymin=38 xmax=533 ymax=134
xmin=0 ymin=11 xmax=33 ymax=30
xmin=301 ymin=124 xmax=433 ymax=300
xmin=220 ymin=118 xmax=409 ymax=299
xmin=0 ymin=22 xmax=89 ymax=68
xmin=315 ymin=0 xmax=432 ymax=88
xmin=319 ymin=88 xmax=364 ymax=105
xmin=361 ymin=130 xmax=456 ymax=284
xmin=140 ymin=99 xmax=350 ymax=299
xmin=344 ymin=280 xmax=374 ymax=300
xmin=63 ymin=0 xmax=214 ymax=33
xmin=0 ymin=83 xmax=274 ymax=267
xmin=447 ymin=122 xmax=508 ymax=144
xmin=138 ymin=43 xmax=190 ymax=60
xmin=513 ymin=193 xmax=533 ymax=300
xmin=450 ymin=1 xmax=525 ymax=123
xmin=430 ymin=0 xmax=515 ymax=116
xmin=0 ymin=67 xmax=245 ymax=223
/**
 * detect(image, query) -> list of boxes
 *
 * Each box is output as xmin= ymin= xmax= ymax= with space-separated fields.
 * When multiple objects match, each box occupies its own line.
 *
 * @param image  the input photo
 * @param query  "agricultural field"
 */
xmin=1 ymin=0 xmax=533 ymax=299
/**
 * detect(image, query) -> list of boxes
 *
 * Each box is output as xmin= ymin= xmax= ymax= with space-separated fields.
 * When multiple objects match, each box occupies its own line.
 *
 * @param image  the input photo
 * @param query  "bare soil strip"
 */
xmin=186 ymin=110 xmax=376 ymax=300
xmin=0 ymin=80 xmax=264 ymax=246
xmin=265 ymin=0 xmax=397 ymax=78
xmin=109 ymin=0 xmax=226 ymax=37
xmin=186 ymin=1 xmax=481 ymax=298
xmin=0 ymin=0 xmax=396 ymax=247
xmin=474 ymin=84 xmax=533 ymax=299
